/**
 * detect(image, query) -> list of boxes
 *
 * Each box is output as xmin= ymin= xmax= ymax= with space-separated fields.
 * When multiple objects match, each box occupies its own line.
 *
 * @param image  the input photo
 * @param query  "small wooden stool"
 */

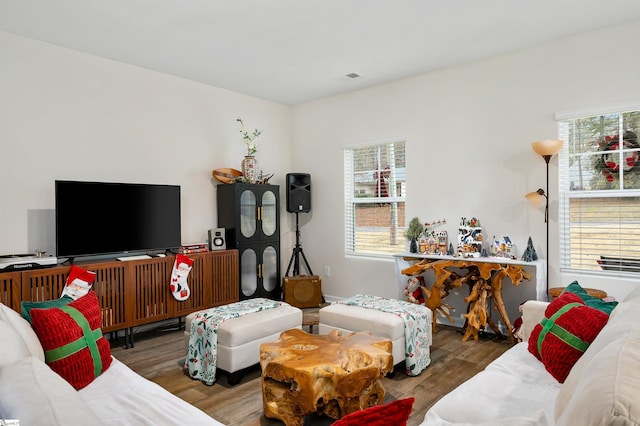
xmin=260 ymin=329 xmax=393 ymax=425
xmin=548 ymin=287 xmax=607 ymax=301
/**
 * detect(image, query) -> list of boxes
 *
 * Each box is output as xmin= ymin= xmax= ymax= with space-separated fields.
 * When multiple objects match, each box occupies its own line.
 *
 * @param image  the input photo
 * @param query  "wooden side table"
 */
xmin=548 ymin=287 xmax=607 ymax=301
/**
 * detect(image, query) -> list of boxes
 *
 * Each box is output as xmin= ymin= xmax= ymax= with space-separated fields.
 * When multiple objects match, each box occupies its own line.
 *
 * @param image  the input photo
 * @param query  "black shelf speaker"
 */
xmin=286 ymin=173 xmax=311 ymax=213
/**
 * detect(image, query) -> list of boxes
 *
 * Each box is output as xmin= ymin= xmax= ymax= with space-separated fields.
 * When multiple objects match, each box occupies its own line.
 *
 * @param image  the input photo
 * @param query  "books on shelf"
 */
xmin=180 ymin=243 xmax=209 ymax=254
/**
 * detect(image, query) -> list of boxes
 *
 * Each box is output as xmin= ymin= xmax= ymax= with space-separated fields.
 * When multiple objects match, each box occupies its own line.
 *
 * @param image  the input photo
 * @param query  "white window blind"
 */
xmin=344 ymin=140 xmax=406 ymax=256
xmin=558 ymin=109 xmax=640 ymax=274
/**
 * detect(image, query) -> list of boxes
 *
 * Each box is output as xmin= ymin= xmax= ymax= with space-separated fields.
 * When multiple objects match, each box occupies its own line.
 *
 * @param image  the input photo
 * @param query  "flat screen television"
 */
xmin=55 ymin=180 xmax=181 ymax=259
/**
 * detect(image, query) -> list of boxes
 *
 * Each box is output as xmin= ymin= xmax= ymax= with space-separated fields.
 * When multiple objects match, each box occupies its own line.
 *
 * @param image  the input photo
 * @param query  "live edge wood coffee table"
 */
xmin=260 ymin=328 xmax=393 ymax=426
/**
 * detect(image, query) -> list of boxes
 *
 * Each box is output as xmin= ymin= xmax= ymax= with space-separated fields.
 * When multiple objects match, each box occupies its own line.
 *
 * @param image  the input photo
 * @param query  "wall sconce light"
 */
xmin=526 ymin=139 xmax=563 ymax=297
xmin=525 ymin=188 xmax=547 ymax=221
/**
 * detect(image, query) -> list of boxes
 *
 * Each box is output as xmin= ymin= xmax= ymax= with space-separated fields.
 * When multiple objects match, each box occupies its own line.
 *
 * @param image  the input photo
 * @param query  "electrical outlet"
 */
xmin=323 ymin=266 xmax=330 ymax=277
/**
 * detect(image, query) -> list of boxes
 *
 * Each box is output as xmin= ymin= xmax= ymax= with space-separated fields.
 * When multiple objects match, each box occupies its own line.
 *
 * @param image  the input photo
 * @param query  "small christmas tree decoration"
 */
xmin=521 ymin=237 xmax=538 ymax=262
xmin=61 ymin=265 xmax=97 ymax=300
xmin=170 ymin=254 xmax=193 ymax=301
xmin=406 ymin=217 xmax=424 ymax=253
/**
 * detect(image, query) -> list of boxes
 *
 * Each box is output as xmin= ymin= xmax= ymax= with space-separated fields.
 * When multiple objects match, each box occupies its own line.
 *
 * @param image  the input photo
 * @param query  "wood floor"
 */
xmin=111 ymin=324 xmax=512 ymax=426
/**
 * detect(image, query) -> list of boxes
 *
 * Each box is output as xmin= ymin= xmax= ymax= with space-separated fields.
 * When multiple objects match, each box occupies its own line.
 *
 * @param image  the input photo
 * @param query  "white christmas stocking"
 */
xmin=61 ymin=265 xmax=97 ymax=300
xmin=170 ymin=254 xmax=193 ymax=301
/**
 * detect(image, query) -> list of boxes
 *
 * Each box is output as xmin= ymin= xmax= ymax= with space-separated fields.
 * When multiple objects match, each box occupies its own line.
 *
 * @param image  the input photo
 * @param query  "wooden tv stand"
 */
xmin=0 ymin=250 xmax=239 ymax=348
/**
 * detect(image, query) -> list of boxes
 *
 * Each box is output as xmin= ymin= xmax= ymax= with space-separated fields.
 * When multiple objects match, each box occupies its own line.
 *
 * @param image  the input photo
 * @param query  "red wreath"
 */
xmin=600 ymin=134 xmax=639 ymax=182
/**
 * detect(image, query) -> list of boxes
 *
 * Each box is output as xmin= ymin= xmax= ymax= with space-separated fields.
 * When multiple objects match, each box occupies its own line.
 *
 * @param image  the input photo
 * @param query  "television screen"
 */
xmin=55 ymin=180 xmax=181 ymax=258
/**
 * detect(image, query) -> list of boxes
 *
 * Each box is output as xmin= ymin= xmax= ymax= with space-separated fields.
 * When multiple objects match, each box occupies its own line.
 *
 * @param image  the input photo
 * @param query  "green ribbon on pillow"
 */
xmin=44 ymin=305 xmax=103 ymax=378
xmin=537 ymin=302 xmax=590 ymax=355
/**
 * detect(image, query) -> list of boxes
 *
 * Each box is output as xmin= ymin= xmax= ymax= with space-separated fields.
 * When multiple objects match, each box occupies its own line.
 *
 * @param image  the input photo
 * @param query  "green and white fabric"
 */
xmin=185 ymin=298 xmax=281 ymax=385
xmin=336 ymin=294 xmax=431 ymax=376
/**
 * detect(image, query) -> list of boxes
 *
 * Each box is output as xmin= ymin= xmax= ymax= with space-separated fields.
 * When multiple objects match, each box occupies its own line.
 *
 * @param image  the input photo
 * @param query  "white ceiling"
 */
xmin=2 ymin=1 xmax=640 ymax=105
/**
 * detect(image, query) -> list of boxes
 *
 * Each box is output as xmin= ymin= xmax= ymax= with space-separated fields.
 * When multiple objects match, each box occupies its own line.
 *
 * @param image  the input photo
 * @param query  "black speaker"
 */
xmin=286 ymin=173 xmax=311 ymax=213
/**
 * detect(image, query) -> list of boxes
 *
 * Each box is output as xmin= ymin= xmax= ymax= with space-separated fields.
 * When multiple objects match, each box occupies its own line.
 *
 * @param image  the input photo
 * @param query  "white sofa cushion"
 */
xmin=609 ymin=296 xmax=640 ymax=320
xmin=0 ymin=303 xmax=44 ymax=361
xmin=79 ymin=357 xmax=223 ymax=425
xmin=424 ymin=343 xmax=561 ymax=425
xmin=0 ymin=356 xmax=103 ymax=426
xmin=0 ymin=317 xmax=30 ymax=367
xmin=555 ymin=305 xmax=640 ymax=425
xmin=518 ymin=300 xmax=548 ymax=342
xmin=622 ymin=285 xmax=640 ymax=302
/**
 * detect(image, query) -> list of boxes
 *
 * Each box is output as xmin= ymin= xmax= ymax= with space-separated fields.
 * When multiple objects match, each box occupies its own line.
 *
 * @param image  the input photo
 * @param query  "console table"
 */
xmin=393 ymin=254 xmax=545 ymax=341
xmin=0 ymin=250 xmax=239 ymax=348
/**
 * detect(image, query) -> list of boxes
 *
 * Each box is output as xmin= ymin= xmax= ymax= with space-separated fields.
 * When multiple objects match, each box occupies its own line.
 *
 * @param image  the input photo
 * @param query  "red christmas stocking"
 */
xmin=61 ymin=265 xmax=97 ymax=300
xmin=170 ymin=254 xmax=193 ymax=301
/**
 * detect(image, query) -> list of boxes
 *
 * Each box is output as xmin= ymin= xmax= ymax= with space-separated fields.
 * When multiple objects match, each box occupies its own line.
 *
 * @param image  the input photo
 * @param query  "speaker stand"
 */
xmin=286 ymin=212 xmax=313 ymax=276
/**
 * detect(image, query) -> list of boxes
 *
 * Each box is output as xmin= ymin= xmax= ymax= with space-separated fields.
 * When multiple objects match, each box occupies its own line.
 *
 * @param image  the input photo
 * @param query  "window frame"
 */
xmin=344 ymin=138 xmax=406 ymax=258
xmin=557 ymin=104 xmax=640 ymax=276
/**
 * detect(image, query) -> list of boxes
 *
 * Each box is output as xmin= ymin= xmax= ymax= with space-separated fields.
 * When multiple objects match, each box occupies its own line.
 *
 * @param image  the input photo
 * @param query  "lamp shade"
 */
xmin=525 ymin=189 xmax=546 ymax=208
xmin=532 ymin=139 xmax=564 ymax=156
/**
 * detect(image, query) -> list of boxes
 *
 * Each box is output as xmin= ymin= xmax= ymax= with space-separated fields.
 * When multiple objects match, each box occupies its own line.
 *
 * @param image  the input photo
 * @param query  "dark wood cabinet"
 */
xmin=217 ymin=183 xmax=280 ymax=300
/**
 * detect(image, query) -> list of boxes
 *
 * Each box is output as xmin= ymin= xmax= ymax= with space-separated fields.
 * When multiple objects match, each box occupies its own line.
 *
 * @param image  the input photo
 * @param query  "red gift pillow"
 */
xmin=333 ymin=397 xmax=414 ymax=426
xmin=29 ymin=292 xmax=112 ymax=390
xmin=528 ymin=292 xmax=608 ymax=383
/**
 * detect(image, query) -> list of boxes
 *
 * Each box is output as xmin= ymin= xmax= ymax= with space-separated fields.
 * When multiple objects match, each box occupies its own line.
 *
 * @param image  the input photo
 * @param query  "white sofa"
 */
xmin=0 ymin=303 xmax=224 ymax=426
xmin=422 ymin=286 xmax=640 ymax=426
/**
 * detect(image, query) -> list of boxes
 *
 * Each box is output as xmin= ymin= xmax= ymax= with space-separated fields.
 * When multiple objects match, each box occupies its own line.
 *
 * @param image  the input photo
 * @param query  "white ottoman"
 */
xmin=319 ymin=302 xmax=432 ymax=368
xmin=184 ymin=301 xmax=302 ymax=385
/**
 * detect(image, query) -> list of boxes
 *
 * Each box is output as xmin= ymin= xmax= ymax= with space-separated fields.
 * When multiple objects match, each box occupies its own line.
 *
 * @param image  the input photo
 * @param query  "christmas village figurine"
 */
xmin=457 ymin=217 xmax=483 ymax=258
xmin=418 ymin=219 xmax=447 ymax=255
xmin=491 ymin=236 xmax=517 ymax=259
xmin=437 ymin=230 xmax=448 ymax=255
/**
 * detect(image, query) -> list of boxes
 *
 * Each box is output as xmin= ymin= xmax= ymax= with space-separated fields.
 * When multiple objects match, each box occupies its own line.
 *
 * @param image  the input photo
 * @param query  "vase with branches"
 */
xmin=236 ymin=118 xmax=262 ymax=182
xmin=236 ymin=118 xmax=261 ymax=156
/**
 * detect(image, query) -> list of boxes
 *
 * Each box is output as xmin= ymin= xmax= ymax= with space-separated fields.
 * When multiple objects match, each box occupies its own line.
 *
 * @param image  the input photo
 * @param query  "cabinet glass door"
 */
xmin=262 ymin=245 xmax=278 ymax=292
xmin=240 ymin=190 xmax=256 ymax=239
xmin=240 ymin=248 xmax=257 ymax=297
xmin=262 ymin=190 xmax=277 ymax=238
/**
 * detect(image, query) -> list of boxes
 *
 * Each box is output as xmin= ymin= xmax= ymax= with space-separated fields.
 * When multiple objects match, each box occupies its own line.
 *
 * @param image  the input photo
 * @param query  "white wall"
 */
xmin=3 ymin=23 xmax=640 ymax=304
xmin=292 ymin=21 xmax=640 ymax=302
xmin=0 ymin=31 xmax=293 ymax=257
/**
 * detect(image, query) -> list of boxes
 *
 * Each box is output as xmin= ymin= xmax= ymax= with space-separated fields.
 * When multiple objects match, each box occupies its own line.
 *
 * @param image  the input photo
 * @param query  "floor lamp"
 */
xmin=525 ymin=139 xmax=564 ymax=299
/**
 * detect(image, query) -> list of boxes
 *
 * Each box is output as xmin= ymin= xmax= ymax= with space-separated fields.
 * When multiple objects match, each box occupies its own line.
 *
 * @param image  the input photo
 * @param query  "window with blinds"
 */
xmin=344 ymin=140 xmax=406 ymax=256
xmin=558 ymin=109 xmax=640 ymax=274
